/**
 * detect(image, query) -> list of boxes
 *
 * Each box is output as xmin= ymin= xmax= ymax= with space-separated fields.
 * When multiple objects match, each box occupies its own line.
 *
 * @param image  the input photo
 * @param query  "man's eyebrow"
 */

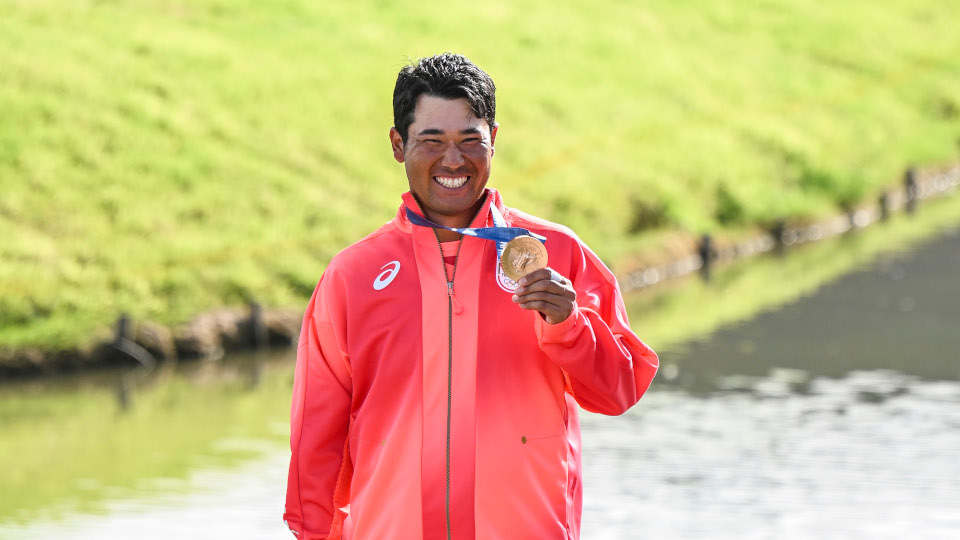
xmin=416 ymin=127 xmax=484 ymax=137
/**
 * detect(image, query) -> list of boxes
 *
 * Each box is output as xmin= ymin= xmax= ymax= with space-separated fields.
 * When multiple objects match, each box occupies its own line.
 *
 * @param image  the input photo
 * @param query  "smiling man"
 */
xmin=283 ymin=53 xmax=659 ymax=540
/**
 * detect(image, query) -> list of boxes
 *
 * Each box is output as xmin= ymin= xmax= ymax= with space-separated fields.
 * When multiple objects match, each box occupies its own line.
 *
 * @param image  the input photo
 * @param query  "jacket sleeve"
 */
xmin=283 ymin=269 xmax=353 ymax=540
xmin=535 ymin=240 xmax=658 ymax=415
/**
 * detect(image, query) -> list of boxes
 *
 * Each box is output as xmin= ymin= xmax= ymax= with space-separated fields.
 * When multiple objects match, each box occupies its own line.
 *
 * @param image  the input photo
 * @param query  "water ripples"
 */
xmin=581 ymin=371 xmax=960 ymax=539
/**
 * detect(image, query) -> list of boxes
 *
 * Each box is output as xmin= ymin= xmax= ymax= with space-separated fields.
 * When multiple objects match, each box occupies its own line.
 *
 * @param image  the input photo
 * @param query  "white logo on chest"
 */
xmin=496 ymin=261 xmax=519 ymax=293
xmin=373 ymin=261 xmax=401 ymax=290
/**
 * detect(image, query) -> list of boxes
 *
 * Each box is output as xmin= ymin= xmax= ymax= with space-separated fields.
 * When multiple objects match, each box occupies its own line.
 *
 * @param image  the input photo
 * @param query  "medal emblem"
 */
xmin=500 ymin=235 xmax=548 ymax=282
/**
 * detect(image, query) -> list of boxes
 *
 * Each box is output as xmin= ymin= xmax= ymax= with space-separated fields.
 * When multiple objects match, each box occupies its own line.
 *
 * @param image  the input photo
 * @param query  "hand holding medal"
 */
xmin=510 ymin=265 xmax=576 ymax=325
xmin=499 ymin=235 xmax=576 ymax=324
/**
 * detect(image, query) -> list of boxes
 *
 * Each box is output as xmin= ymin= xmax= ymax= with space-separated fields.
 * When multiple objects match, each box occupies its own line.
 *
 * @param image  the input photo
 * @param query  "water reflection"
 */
xmin=0 ymin=350 xmax=294 ymax=529
xmin=0 ymin=453 xmax=291 ymax=540
xmin=581 ymin=372 xmax=960 ymax=539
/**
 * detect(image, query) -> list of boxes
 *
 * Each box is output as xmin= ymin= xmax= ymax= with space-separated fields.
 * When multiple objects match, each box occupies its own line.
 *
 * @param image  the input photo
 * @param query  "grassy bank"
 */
xmin=2 ymin=0 xmax=959 ymax=352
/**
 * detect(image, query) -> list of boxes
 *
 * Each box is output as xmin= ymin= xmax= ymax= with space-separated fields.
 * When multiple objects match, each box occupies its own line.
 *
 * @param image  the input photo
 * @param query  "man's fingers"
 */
xmin=512 ymin=267 xmax=575 ymax=325
xmin=514 ymin=279 xmax=575 ymax=298
xmin=517 ymin=268 xmax=553 ymax=287
xmin=517 ymin=299 xmax=562 ymax=313
xmin=514 ymin=291 xmax=566 ymax=305
xmin=515 ymin=268 xmax=574 ymax=295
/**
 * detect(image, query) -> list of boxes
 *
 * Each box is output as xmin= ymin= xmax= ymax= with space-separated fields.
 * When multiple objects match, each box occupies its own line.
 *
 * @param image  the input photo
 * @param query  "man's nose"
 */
xmin=441 ymin=143 xmax=465 ymax=168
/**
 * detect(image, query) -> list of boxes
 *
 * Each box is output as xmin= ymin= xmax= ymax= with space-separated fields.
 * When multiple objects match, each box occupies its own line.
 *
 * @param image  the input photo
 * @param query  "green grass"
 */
xmin=2 ymin=0 xmax=959 ymax=351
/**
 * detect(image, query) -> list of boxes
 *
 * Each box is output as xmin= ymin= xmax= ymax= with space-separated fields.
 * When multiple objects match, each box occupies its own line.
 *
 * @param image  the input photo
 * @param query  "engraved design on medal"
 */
xmin=509 ymin=250 xmax=540 ymax=274
xmin=500 ymin=235 xmax=548 ymax=282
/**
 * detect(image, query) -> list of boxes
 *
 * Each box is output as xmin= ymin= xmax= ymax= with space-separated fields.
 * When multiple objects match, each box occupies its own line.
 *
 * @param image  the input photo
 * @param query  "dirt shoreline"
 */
xmin=620 ymin=163 xmax=960 ymax=290
xmin=2 ymin=163 xmax=958 ymax=379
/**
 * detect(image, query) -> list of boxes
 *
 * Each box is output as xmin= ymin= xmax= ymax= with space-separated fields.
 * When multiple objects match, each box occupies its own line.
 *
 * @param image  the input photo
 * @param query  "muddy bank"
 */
xmin=620 ymin=163 xmax=960 ymax=290
xmin=0 ymin=306 xmax=301 ymax=379
xmin=1 ymin=163 xmax=958 ymax=379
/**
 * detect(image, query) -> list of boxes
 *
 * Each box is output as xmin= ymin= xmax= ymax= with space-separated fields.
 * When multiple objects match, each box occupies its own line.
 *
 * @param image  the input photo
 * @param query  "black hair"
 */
xmin=392 ymin=53 xmax=496 ymax=143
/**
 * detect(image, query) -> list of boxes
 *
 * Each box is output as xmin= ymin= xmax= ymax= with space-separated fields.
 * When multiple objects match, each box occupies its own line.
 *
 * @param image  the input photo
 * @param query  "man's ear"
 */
xmin=389 ymin=127 xmax=405 ymax=163
xmin=489 ymin=124 xmax=498 ymax=156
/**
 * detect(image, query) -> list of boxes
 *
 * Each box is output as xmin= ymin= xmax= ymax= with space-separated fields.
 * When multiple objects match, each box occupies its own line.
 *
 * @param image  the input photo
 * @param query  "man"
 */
xmin=283 ymin=53 xmax=658 ymax=540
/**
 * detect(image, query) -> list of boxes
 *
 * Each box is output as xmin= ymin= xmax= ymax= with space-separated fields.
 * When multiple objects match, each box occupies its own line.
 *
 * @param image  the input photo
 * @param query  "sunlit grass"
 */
xmin=2 ymin=0 xmax=959 ymax=351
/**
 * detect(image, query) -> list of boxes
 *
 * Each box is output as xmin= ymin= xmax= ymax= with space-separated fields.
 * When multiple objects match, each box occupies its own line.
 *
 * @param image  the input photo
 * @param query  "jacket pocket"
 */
xmin=494 ymin=433 xmax=569 ymax=539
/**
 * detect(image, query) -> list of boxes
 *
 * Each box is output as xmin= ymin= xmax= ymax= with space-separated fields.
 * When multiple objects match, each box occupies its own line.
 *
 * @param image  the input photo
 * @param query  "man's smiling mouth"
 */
xmin=434 ymin=176 xmax=469 ymax=189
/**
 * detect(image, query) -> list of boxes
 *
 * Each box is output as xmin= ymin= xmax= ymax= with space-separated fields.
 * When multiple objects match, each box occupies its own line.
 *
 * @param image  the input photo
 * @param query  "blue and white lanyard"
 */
xmin=405 ymin=204 xmax=546 ymax=263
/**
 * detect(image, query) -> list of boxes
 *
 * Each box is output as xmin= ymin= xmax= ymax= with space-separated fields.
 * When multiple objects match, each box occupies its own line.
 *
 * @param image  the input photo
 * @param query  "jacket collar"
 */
xmin=395 ymin=188 xmax=506 ymax=233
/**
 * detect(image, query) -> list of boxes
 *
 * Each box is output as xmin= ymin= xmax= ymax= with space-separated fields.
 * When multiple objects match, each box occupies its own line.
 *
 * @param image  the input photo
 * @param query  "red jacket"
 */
xmin=284 ymin=189 xmax=658 ymax=539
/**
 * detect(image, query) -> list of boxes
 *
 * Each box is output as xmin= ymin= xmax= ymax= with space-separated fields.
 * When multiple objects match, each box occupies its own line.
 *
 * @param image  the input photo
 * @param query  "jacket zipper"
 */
xmin=434 ymin=229 xmax=462 ymax=540
xmin=413 ymin=194 xmax=486 ymax=540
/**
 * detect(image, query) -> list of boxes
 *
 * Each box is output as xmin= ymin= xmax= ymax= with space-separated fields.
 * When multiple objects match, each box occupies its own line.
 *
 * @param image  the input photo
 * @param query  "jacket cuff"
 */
xmin=283 ymin=518 xmax=328 ymax=540
xmin=535 ymin=304 xmax=581 ymax=344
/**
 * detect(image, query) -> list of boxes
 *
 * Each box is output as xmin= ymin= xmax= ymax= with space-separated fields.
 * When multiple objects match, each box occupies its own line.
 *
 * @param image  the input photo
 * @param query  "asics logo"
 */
xmin=373 ymin=261 xmax=401 ymax=290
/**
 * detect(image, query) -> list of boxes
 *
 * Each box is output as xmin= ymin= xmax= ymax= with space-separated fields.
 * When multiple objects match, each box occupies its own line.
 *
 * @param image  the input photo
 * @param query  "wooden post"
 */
xmin=770 ymin=220 xmax=787 ymax=254
xmin=113 ymin=314 xmax=131 ymax=347
xmin=904 ymin=168 xmax=918 ymax=215
xmin=249 ymin=302 xmax=267 ymax=350
xmin=698 ymin=234 xmax=713 ymax=281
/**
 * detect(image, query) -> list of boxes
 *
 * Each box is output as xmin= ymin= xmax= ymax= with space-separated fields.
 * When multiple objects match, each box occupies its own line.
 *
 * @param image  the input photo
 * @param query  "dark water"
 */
xmin=2 ymin=223 xmax=959 ymax=539
xmin=580 ymin=225 xmax=960 ymax=539
xmin=658 ymin=225 xmax=960 ymax=388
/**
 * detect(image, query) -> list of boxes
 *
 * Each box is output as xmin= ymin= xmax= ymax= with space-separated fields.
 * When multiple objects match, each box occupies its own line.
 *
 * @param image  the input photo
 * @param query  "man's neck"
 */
xmin=428 ymin=207 xmax=476 ymax=242
xmin=434 ymin=227 xmax=463 ymax=243
xmin=415 ymin=193 xmax=488 ymax=243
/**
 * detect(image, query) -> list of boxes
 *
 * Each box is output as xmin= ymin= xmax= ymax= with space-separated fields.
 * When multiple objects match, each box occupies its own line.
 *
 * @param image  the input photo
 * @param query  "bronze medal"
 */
xmin=500 ymin=235 xmax=548 ymax=282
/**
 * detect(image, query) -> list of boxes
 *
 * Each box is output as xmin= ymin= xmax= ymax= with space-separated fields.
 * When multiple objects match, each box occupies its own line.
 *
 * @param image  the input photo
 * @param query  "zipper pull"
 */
xmin=447 ymin=281 xmax=464 ymax=314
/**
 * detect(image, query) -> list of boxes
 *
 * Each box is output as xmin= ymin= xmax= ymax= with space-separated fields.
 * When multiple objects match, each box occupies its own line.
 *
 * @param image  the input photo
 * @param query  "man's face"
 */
xmin=390 ymin=95 xmax=497 ymax=227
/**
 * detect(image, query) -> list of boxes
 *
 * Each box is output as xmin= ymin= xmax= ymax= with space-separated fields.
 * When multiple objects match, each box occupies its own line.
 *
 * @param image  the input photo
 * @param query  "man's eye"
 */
xmin=461 ymin=138 xmax=481 ymax=145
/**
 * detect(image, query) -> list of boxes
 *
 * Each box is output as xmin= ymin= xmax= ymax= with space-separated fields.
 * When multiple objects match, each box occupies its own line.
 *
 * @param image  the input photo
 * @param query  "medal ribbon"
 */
xmin=405 ymin=205 xmax=546 ymax=253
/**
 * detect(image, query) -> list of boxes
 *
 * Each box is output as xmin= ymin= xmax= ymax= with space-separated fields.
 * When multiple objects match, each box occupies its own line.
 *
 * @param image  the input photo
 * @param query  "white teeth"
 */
xmin=434 ymin=176 xmax=468 ymax=189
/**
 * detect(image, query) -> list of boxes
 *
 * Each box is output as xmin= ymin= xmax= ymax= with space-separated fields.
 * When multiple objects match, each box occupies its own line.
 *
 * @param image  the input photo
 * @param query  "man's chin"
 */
xmin=429 ymin=193 xmax=488 ymax=218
